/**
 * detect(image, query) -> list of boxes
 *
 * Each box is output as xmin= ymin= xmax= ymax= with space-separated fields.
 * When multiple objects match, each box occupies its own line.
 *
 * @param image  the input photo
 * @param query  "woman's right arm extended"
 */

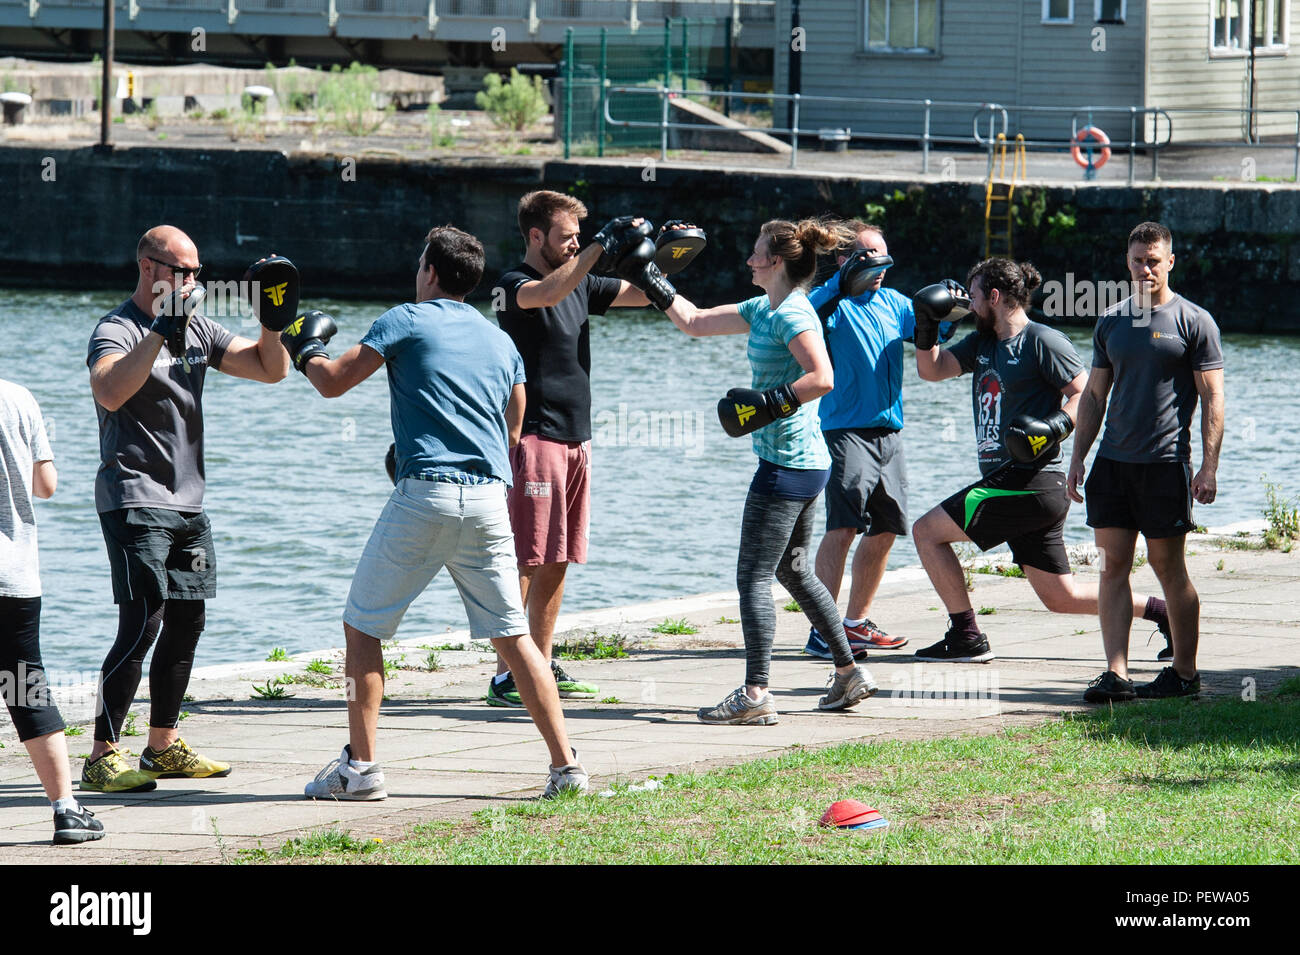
xmin=664 ymin=297 xmax=750 ymax=337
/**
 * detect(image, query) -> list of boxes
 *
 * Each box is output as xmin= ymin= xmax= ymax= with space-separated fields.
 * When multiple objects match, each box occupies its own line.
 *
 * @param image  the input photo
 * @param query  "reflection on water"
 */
xmin=7 ymin=288 xmax=1296 ymax=673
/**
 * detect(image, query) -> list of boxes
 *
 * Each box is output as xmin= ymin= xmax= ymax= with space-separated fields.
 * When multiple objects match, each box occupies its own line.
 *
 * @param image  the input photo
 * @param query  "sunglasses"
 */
xmin=146 ymin=256 xmax=203 ymax=280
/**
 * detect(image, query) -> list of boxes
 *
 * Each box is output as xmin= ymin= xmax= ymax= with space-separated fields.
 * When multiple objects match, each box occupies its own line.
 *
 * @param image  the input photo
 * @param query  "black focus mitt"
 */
xmin=654 ymin=220 xmax=707 ymax=274
xmin=244 ymin=255 xmax=300 ymax=332
xmin=838 ymin=251 xmax=894 ymax=298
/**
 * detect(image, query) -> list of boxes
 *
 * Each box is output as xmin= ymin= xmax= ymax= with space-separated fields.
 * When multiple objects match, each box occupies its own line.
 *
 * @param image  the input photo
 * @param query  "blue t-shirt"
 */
xmin=807 ymin=278 xmax=915 ymax=432
xmin=737 ymin=291 xmax=830 ymax=471
xmin=360 ymin=300 xmax=525 ymax=484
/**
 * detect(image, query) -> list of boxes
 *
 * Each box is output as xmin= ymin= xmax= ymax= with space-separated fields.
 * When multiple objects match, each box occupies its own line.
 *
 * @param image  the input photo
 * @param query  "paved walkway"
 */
xmin=1 ymin=540 xmax=1295 ymax=863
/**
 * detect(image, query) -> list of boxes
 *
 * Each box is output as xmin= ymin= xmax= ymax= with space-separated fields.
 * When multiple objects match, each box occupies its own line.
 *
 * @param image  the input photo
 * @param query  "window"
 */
xmin=866 ymin=0 xmax=939 ymax=53
xmin=1211 ymin=0 xmax=1289 ymax=52
xmin=1042 ymin=0 xmax=1073 ymax=22
xmin=1096 ymin=0 xmax=1125 ymax=23
xmin=1253 ymin=0 xmax=1290 ymax=47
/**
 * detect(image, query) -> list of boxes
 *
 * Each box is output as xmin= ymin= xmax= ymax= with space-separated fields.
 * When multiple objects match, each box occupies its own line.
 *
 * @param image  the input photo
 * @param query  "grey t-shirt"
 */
xmin=0 ymin=378 xmax=53 ymax=598
xmin=1092 ymin=293 xmax=1224 ymax=464
xmin=948 ymin=321 xmax=1086 ymax=475
xmin=87 ymin=297 xmax=235 ymax=513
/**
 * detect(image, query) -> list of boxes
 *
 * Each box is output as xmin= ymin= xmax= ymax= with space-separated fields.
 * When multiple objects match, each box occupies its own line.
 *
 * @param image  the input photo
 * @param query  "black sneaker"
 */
xmin=485 ymin=673 xmax=523 ymax=707
xmin=914 ymin=629 xmax=995 ymax=663
xmin=53 ymin=804 xmax=105 ymax=845
xmin=1083 ymin=670 xmax=1137 ymax=704
xmin=1153 ymin=609 xmax=1173 ymax=661
xmin=1136 ymin=666 xmax=1201 ymax=699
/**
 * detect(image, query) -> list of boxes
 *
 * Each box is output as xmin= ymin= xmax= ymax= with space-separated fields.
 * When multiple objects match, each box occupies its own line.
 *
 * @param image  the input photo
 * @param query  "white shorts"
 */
xmin=344 ymin=479 xmax=528 ymax=642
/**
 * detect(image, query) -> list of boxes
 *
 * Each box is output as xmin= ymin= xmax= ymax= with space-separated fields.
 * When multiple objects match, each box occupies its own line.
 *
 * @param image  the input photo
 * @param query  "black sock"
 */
xmin=1142 ymin=596 xmax=1167 ymax=622
xmin=948 ymin=609 xmax=979 ymax=639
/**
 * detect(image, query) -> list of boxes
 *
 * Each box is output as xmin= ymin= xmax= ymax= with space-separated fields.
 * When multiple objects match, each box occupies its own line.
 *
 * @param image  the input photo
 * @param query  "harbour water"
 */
xmin=6 ymin=287 xmax=1294 ymax=674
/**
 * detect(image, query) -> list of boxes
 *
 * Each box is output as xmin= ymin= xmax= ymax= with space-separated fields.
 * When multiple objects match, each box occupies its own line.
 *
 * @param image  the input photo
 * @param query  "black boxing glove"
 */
xmin=717 ymin=384 xmax=801 ymax=438
xmin=615 ymin=237 xmax=678 ymax=310
xmin=151 ymin=284 xmax=206 ymax=372
xmin=593 ymin=216 xmax=654 ymax=274
xmin=1005 ymin=410 xmax=1074 ymax=464
xmin=385 ymin=443 xmax=397 ymax=484
xmin=912 ymin=280 xmax=971 ymax=350
xmin=281 ymin=309 xmax=338 ymax=373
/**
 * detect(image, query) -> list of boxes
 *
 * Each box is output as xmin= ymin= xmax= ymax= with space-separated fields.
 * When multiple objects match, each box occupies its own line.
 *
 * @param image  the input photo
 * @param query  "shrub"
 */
xmin=476 ymin=68 xmax=547 ymax=131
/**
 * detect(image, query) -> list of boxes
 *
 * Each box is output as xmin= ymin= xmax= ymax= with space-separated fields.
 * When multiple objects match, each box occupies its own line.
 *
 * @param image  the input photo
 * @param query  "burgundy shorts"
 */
xmin=507 ymin=434 xmax=591 ymax=566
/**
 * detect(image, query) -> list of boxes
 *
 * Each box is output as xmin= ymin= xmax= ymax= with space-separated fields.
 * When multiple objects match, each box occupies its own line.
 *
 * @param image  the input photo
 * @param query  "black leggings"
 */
xmin=737 ymin=490 xmax=853 ymax=686
xmin=0 ymin=596 xmax=66 ymax=742
xmin=94 ymin=597 xmax=205 ymax=742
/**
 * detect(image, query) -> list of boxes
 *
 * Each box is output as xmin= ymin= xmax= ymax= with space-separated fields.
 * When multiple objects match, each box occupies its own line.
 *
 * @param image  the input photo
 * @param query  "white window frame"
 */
xmin=1095 ymin=0 xmax=1126 ymax=23
xmin=864 ymin=0 xmax=941 ymax=55
xmin=1042 ymin=0 xmax=1074 ymax=24
xmin=1210 ymin=0 xmax=1290 ymax=57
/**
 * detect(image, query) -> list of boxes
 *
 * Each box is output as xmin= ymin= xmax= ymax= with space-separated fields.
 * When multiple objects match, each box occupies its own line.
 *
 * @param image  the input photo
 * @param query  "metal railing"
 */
xmin=606 ymin=87 xmax=1300 ymax=183
xmin=605 ymin=85 xmax=1009 ymax=172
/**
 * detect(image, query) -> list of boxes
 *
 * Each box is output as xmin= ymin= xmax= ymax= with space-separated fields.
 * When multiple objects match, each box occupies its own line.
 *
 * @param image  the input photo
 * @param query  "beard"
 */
xmin=540 ymin=242 xmax=570 ymax=271
xmin=975 ymin=307 xmax=996 ymax=336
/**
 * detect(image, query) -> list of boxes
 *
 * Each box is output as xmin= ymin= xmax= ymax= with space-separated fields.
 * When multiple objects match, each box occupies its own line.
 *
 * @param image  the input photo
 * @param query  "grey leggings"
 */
xmin=737 ymin=490 xmax=853 ymax=686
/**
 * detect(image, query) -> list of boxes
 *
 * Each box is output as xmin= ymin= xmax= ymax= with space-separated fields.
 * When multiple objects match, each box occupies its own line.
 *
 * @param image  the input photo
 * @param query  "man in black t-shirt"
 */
xmin=911 ymin=258 xmax=1169 ymax=667
xmin=488 ymin=190 xmax=653 ymax=706
xmin=1068 ymin=222 xmax=1224 ymax=703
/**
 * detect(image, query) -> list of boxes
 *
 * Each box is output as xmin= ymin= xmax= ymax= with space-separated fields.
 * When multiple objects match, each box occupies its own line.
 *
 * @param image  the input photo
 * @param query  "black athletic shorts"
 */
xmin=1084 ymin=456 xmax=1195 ymax=539
xmin=99 ymin=507 xmax=217 ymax=604
xmin=823 ymin=427 xmax=908 ymax=537
xmin=940 ymin=467 xmax=1071 ymax=575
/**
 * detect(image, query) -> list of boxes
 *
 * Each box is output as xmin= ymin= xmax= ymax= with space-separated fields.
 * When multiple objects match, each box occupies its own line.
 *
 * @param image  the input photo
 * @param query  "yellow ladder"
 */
xmin=984 ymin=133 xmax=1026 ymax=258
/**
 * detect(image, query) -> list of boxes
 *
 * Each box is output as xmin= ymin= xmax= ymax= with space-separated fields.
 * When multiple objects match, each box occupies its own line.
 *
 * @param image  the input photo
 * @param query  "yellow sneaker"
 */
xmin=80 ymin=750 xmax=158 ymax=793
xmin=140 ymin=738 xmax=232 ymax=779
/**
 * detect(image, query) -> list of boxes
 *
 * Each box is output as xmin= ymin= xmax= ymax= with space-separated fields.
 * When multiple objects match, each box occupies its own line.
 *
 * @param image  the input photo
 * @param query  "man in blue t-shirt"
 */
xmin=285 ymin=225 xmax=587 ymax=800
xmin=803 ymin=222 xmax=914 ymax=659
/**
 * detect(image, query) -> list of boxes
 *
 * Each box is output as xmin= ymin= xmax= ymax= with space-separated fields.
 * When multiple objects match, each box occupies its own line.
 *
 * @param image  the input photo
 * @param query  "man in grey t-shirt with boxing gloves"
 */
xmin=1069 ymin=221 xmax=1224 ymax=702
xmin=83 ymin=226 xmax=292 ymax=793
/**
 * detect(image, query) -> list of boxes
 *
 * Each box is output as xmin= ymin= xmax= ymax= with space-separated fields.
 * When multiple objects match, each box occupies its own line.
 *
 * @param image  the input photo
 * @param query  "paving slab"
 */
xmin=0 ymin=545 xmax=1295 ymax=863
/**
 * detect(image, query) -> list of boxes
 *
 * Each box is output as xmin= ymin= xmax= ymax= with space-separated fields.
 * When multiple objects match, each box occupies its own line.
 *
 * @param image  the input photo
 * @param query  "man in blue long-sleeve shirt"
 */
xmin=803 ymin=222 xmax=913 ymax=658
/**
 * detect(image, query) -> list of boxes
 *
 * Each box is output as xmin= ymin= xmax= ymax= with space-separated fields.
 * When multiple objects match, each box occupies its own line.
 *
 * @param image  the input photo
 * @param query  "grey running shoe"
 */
xmin=818 ymin=666 xmax=879 ymax=711
xmin=304 ymin=744 xmax=387 ymax=801
xmin=697 ymin=687 xmax=779 ymax=725
xmin=542 ymin=762 xmax=590 ymax=798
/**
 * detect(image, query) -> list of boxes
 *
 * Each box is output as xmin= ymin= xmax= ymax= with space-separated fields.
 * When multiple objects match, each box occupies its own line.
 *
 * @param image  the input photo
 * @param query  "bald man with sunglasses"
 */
xmin=81 ymin=225 xmax=290 ymax=794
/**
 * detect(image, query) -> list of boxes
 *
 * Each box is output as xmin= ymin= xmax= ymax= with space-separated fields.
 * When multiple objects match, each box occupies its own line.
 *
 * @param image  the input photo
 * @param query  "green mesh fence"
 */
xmin=559 ymin=18 xmax=734 ymax=156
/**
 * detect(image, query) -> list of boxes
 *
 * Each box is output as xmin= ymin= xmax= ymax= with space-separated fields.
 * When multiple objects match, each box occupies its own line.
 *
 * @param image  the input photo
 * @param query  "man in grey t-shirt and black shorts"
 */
xmin=82 ymin=225 xmax=291 ymax=793
xmin=911 ymin=259 xmax=1170 ymax=665
xmin=1068 ymin=222 xmax=1224 ymax=702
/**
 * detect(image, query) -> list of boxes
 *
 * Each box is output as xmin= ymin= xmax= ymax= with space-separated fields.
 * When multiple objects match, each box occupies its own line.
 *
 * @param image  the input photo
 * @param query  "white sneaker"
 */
xmin=543 ymin=749 xmax=589 ymax=798
xmin=304 ymin=744 xmax=387 ymax=801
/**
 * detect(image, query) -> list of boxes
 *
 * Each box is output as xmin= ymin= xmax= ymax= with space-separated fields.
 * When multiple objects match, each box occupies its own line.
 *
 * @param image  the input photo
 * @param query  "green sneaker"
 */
xmin=140 ymin=738 xmax=231 ymax=779
xmin=80 ymin=750 xmax=158 ymax=793
xmin=486 ymin=673 xmax=523 ymax=707
xmin=551 ymin=661 xmax=598 ymax=699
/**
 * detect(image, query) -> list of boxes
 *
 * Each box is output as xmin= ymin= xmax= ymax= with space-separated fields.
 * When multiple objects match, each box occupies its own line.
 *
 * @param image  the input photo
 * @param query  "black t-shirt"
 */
xmin=947 ymin=321 xmax=1085 ymax=476
xmin=495 ymin=264 xmax=621 ymax=443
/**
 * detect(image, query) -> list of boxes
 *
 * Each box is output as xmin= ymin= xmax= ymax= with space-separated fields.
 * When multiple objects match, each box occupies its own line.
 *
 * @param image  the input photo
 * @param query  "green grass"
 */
xmin=977 ymin=606 xmax=997 ymax=615
xmin=972 ymin=563 xmax=1024 ymax=579
xmin=305 ymin=659 xmax=332 ymax=675
xmin=249 ymin=683 xmax=1300 ymax=864
xmin=555 ymin=631 xmax=629 ymax=661
xmin=783 ymin=599 xmax=801 ymax=612
xmin=599 ymin=696 xmax=622 ymax=704
xmin=717 ymin=616 xmax=739 ymax=624
xmin=425 ymin=651 xmax=443 ymax=671
xmin=265 ymin=647 xmax=290 ymax=662
xmin=122 ymin=713 xmax=142 ymax=736
xmin=64 ymin=725 xmax=84 ymax=736
xmin=251 ymin=679 xmax=294 ymax=700
xmin=650 ymin=618 xmax=698 ymax=635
